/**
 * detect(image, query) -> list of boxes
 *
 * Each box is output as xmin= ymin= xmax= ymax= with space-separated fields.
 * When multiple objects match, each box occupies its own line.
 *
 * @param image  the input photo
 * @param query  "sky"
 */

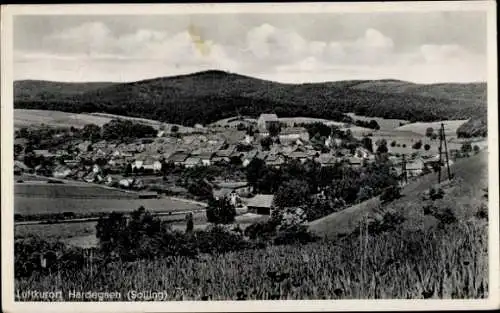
xmin=13 ymin=12 xmax=488 ymax=84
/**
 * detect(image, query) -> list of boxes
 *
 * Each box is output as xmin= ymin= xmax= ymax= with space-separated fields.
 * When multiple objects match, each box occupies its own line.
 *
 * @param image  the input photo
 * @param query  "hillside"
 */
xmin=309 ymin=150 xmax=488 ymax=239
xmin=14 ymin=70 xmax=487 ymax=135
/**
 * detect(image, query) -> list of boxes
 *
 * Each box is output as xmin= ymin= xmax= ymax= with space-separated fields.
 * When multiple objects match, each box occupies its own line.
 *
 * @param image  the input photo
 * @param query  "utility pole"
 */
xmin=401 ymin=154 xmax=408 ymax=185
xmin=441 ymin=123 xmax=452 ymax=180
xmin=438 ymin=128 xmax=443 ymax=184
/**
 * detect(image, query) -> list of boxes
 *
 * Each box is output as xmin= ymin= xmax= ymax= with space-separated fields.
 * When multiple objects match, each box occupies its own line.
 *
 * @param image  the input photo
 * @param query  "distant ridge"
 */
xmin=14 ymin=70 xmax=487 ymax=137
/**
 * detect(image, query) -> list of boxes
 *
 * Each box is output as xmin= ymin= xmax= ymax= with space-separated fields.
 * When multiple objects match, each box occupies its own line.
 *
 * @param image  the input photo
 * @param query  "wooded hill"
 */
xmin=14 ymin=70 xmax=487 ymax=136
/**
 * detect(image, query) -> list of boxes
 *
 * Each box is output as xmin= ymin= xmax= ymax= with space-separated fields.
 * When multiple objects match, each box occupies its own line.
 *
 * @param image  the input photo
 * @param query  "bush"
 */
xmin=244 ymin=221 xmax=278 ymax=241
xmin=273 ymin=225 xmax=318 ymax=246
xmin=193 ymin=225 xmax=249 ymax=254
xmin=412 ymin=140 xmax=423 ymax=150
xmin=390 ymin=141 xmax=397 ymax=147
xmin=429 ymin=187 xmax=445 ymax=200
xmin=476 ymin=204 xmax=488 ymax=220
xmin=424 ymin=144 xmax=431 ymax=151
xmin=366 ymin=210 xmax=406 ymax=235
xmin=434 ymin=207 xmax=457 ymax=227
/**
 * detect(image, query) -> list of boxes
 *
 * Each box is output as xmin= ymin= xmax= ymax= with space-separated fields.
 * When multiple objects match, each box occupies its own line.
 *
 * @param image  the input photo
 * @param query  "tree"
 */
xmin=376 ymin=139 xmax=388 ymax=154
xmin=260 ymin=136 xmax=273 ymax=150
xmin=461 ymin=142 xmax=473 ymax=153
xmin=431 ymin=133 xmax=438 ymax=140
xmin=268 ymin=122 xmax=281 ymax=137
xmin=185 ymin=212 xmax=194 ymax=233
xmin=412 ymin=140 xmax=422 ymax=149
xmin=274 ymin=179 xmax=311 ymax=208
xmin=390 ymin=141 xmax=397 ymax=147
xmin=425 ymin=127 xmax=434 ymax=138
xmin=473 ymin=145 xmax=480 ymax=153
xmin=171 ymin=125 xmax=179 ymax=133
xmin=206 ymin=197 xmax=236 ymax=224
xmin=361 ymin=137 xmax=373 ymax=153
xmin=424 ymin=144 xmax=431 ymax=151
xmin=380 ymin=185 xmax=401 ymax=203
xmin=82 ymin=124 xmax=101 ymax=142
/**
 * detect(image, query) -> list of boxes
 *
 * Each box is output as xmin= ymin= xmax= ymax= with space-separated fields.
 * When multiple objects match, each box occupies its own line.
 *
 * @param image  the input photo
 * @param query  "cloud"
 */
xmin=14 ymin=22 xmax=486 ymax=84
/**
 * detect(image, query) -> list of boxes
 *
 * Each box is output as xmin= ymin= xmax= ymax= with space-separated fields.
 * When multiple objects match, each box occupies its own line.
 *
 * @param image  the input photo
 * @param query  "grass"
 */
xmin=15 ymin=183 xmax=138 ymax=199
xmin=15 ymin=220 xmax=487 ymax=300
xmin=14 ymin=109 xmax=112 ymax=129
xmin=395 ymin=120 xmax=469 ymax=137
xmin=346 ymin=113 xmax=409 ymax=131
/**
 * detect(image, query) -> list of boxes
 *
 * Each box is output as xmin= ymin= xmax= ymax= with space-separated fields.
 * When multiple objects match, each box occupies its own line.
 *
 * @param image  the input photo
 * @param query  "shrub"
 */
xmin=363 ymin=210 xmax=406 ymax=235
xmin=476 ymin=204 xmax=488 ymax=220
xmin=434 ymin=207 xmax=457 ymax=227
xmin=193 ymin=225 xmax=249 ymax=254
xmin=473 ymin=145 xmax=480 ymax=153
xmin=461 ymin=142 xmax=473 ymax=153
xmin=390 ymin=141 xmax=397 ymax=147
xmin=412 ymin=140 xmax=422 ymax=150
xmin=273 ymin=225 xmax=318 ymax=246
xmin=424 ymin=144 xmax=431 ymax=151
xmin=244 ymin=221 xmax=278 ymax=241
xmin=429 ymin=187 xmax=445 ymax=200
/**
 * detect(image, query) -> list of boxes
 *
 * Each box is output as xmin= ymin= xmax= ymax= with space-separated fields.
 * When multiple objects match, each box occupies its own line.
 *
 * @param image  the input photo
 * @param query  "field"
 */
xmin=394 ymin=120 xmax=469 ymax=137
xmin=14 ymin=109 xmax=112 ymax=130
xmin=14 ymin=109 xmax=199 ymax=134
xmin=15 ymin=196 xmax=203 ymax=216
xmin=15 ymin=182 xmax=138 ymax=199
xmin=346 ymin=113 xmax=409 ymax=131
xmin=15 ymin=220 xmax=487 ymax=300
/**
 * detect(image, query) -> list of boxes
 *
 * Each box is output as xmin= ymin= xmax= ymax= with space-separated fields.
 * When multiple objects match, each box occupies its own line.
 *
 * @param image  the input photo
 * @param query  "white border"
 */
xmin=1 ymin=2 xmax=498 ymax=312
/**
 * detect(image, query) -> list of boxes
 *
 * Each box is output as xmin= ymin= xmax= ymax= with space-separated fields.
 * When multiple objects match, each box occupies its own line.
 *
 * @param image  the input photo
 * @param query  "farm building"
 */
xmin=33 ymin=149 xmax=55 ymax=158
xmin=278 ymin=127 xmax=309 ymax=144
xmin=246 ymin=194 xmax=275 ymax=215
xmin=257 ymin=114 xmax=279 ymax=133
xmin=168 ymin=151 xmax=190 ymax=166
xmin=316 ymin=153 xmax=337 ymax=167
xmin=184 ymin=157 xmax=202 ymax=168
xmin=266 ymin=153 xmax=286 ymax=168
xmin=214 ymin=181 xmax=253 ymax=197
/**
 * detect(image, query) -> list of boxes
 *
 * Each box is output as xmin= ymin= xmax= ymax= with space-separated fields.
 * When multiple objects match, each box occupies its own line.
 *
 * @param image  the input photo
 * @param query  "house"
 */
xmin=286 ymin=150 xmax=309 ymax=163
xmin=316 ymin=153 xmax=337 ymax=167
xmin=278 ymin=127 xmax=309 ymax=144
xmin=184 ymin=157 xmax=202 ymax=168
xmin=168 ymin=151 xmax=190 ymax=166
xmin=53 ymin=165 xmax=71 ymax=179
xmin=214 ymin=181 xmax=253 ymax=197
xmin=246 ymin=194 xmax=275 ymax=215
xmin=257 ymin=113 xmax=279 ymax=133
xmin=143 ymin=157 xmax=162 ymax=172
xmin=119 ymin=178 xmax=135 ymax=188
xmin=346 ymin=157 xmax=363 ymax=168
xmin=265 ymin=153 xmax=286 ymax=168
xmin=199 ymin=152 xmax=214 ymax=166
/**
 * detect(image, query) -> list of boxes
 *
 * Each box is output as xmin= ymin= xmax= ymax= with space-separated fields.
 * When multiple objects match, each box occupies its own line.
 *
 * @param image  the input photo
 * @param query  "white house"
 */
xmin=257 ymin=113 xmax=279 ymax=133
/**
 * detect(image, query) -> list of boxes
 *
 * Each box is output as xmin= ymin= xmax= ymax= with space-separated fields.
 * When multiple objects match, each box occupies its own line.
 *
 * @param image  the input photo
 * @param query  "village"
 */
xmin=13 ymin=112 xmax=475 ymax=218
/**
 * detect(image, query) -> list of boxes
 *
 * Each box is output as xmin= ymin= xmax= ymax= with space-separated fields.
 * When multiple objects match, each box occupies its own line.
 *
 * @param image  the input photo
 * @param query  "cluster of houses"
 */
xmin=14 ymin=113 xmax=456 ymax=215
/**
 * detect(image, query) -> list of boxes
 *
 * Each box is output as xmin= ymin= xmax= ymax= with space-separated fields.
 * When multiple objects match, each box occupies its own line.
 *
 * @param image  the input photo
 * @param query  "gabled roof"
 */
xmin=184 ymin=156 xmax=201 ymax=165
xmin=168 ymin=151 xmax=190 ymax=163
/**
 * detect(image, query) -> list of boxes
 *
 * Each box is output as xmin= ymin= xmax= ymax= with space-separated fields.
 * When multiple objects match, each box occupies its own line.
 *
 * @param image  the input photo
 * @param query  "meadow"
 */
xmin=394 ymin=120 xmax=469 ymax=137
xmin=14 ymin=196 xmax=203 ymax=216
xmin=14 ymin=109 xmax=112 ymax=129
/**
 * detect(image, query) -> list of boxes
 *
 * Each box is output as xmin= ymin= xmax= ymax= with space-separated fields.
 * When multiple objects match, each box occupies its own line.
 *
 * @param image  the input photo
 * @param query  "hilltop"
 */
xmin=308 ymin=150 xmax=488 ymax=239
xmin=14 ymin=70 xmax=487 ymax=136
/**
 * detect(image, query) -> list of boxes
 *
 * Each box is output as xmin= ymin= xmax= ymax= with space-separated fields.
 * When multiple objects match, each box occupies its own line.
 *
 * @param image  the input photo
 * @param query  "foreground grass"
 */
xmin=15 ymin=220 xmax=487 ymax=300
